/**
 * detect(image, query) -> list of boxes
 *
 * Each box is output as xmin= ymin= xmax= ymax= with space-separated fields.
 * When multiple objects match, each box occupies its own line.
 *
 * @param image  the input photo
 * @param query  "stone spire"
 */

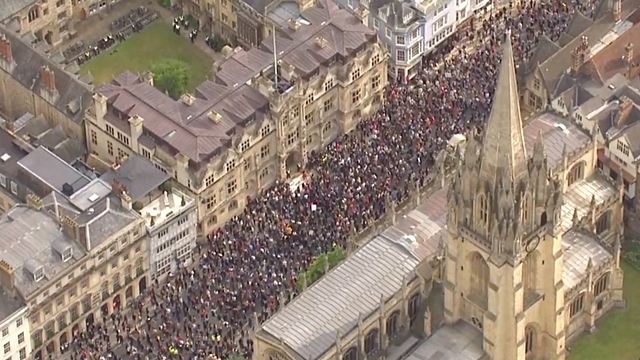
xmin=479 ymin=35 xmax=528 ymax=185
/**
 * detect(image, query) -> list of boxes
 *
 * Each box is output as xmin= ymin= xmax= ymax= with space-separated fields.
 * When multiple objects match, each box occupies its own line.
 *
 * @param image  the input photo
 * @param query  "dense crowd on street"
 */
xmin=63 ymin=0 xmax=605 ymax=359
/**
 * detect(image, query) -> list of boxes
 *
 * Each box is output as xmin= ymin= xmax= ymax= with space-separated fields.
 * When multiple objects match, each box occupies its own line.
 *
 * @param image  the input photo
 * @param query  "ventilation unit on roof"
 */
xmin=88 ymin=193 xmax=100 ymax=202
xmin=0 ymin=153 xmax=10 ymax=162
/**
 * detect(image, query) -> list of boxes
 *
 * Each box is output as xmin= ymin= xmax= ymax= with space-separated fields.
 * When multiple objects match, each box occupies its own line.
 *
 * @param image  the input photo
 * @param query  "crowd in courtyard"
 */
xmin=63 ymin=0 xmax=604 ymax=359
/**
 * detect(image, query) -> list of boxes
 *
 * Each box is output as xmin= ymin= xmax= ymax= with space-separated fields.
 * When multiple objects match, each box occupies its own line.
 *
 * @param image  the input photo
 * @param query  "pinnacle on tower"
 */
xmin=479 ymin=34 xmax=528 ymax=185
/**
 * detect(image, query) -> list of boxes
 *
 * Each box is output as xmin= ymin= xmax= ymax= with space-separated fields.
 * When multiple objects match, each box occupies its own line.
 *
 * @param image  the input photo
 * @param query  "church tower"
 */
xmin=444 ymin=37 xmax=566 ymax=360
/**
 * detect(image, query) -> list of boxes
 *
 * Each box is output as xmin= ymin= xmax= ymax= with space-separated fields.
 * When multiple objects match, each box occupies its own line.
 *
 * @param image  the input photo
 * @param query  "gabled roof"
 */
xmin=0 ymin=26 xmax=93 ymax=124
xmin=100 ymin=154 xmax=170 ymax=201
xmin=525 ymin=36 xmax=560 ymax=75
xmin=566 ymin=11 xmax=595 ymax=39
xmin=584 ymin=21 xmax=640 ymax=83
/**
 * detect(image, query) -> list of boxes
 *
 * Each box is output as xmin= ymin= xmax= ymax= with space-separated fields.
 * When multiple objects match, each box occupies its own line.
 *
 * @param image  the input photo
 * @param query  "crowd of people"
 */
xmin=65 ymin=0 xmax=605 ymax=359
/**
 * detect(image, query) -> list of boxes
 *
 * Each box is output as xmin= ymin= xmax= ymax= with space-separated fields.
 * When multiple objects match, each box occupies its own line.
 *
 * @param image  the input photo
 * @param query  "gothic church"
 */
xmin=444 ymin=37 xmax=625 ymax=359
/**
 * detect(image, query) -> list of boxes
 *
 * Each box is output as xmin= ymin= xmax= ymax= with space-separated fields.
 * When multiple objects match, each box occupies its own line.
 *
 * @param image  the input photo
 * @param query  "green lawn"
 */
xmin=80 ymin=22 xmax=213 ymax=90
xmin=568 ymin=261 xmax=640 ymax=360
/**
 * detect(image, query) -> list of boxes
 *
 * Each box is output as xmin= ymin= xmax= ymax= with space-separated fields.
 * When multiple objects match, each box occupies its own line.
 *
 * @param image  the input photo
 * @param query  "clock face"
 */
xmin=526 ymin=237 xmax=540 ymax=253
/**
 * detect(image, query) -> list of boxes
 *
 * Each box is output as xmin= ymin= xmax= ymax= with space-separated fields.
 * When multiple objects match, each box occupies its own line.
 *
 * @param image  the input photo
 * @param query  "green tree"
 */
xmin=151 ymin=59 xmax=189 ymax=99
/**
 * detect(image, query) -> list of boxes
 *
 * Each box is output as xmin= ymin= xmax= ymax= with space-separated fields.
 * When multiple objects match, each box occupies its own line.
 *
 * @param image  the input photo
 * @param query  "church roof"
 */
xmin=479 ymin=36 xmax=528 ymax=185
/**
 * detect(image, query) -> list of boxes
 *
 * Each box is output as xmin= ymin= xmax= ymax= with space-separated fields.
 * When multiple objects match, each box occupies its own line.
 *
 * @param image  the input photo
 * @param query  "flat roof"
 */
xmin=404 ymin=322 xmax=485 ymax=360
xmin=17 ymin=146 xmax=90 ymax=194
xmin=0 ymin=205 xmax=86 ymax=298
xmin=142 ymin=190 xmax=194 ymax=230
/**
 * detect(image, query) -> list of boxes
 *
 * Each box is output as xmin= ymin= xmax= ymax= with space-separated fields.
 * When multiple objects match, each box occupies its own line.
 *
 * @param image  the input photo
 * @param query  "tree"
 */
xmin=151 ymin=59 xmax=189 ymax=100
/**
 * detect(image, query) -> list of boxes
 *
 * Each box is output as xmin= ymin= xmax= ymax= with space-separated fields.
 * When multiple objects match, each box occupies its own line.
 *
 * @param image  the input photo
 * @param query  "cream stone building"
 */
xmin=0 ymin=0 xmax=74 ymax=47
xmin=84 ymin=0 xmax=387 ymax=235
xmin=252 ymin=39 xmax=624 ymax=360
xmin=4 ymin=146 xmax=149 ymax=360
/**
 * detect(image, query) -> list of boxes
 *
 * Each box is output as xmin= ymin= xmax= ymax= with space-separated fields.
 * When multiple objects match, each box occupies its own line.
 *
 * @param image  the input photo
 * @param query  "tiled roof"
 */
xmin=585 ymin=21 xmax=640 ymax=83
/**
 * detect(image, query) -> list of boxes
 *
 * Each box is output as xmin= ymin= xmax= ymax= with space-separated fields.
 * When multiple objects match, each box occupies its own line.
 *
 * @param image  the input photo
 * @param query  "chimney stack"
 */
xmin=60 ymin=215 xmax=79 ymax=241
xmin=26 ymin=193 xmax=43 ymax=211
xmin=626 ymin=42 xmax=634 ymax=64
xmin=571 ymin=36 xmax=589 ymax=74
xmin=0 ymin=260 xmax=15 ymax=292
xmin=613 ymin=0 xmax=621 ymax=22
xmin=120 ymin=191 xmax=132 ymax=210
xmin=0 ymin=34 xmax=15 ymax=71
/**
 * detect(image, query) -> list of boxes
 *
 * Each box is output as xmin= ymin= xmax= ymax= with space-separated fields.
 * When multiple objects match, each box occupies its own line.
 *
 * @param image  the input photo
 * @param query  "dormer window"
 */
xmin=62 ymin=248 xmax=73 ymax=263
xmin=225 ymin=159 xmax=236 ymax=172
xmin=33 ymin=267 xmax=44 ymax=282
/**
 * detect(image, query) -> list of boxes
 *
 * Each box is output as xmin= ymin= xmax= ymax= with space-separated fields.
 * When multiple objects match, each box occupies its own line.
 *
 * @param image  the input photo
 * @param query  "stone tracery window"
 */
xmin=267 ymin=349 xmax=291 ymax=360
xmin=567 ymin=161 xmax=585 ymax=187
xmin=342 ymin=346 xmax=357 ymax=360
xmin=596 ymin=211 xmax=611 ymax=235
xmin=593 ymin=272 xmax=610 ymax=297
xmin=569 ymin=293 xmax=584 ymax=318
xmin=408 ymin=293 xmax=420 ymax=326
xmin=364 ymin=328 xmax=379 ymax=355
xmin=386 ymin=311 xmax=400 ymax=340
xmin=477 ymin=194 xmax=488 ymax=228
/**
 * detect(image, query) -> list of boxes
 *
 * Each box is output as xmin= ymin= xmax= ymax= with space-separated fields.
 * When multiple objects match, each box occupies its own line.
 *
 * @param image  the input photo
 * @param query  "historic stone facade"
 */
xmin=444 ymin=38 xmax=624 ymax=360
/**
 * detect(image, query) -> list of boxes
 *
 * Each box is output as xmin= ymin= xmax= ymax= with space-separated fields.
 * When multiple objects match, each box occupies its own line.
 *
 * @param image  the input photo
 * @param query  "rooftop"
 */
xmin=0 ymin=0 xmax=37 ymax=21
xmin=0 ymin=205 xmax=87 ymax=298
xmin=403 ymin=322 xmax=485 ymax=360
xmin=17 ymin=146 xmax=91 ymax=196
xmin=0 ymin=25 xmax=92 ymax=124
xmin=141 ymin=190 xmax=194 ymax=230
xmin=0 ymin=286 xmax=25 ymax=324
xmin=97 ymin=0 xmax=375 ymax=175
xmin=0 ymin=126 xmax=29 ymax=185
xmin=99 ymin=154 xmax=170 ymax=202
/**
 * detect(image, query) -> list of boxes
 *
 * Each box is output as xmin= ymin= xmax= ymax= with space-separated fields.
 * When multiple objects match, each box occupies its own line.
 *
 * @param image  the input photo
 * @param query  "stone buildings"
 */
xmin=0 ymin=146 xmax=150 ymax=360
xmin=0 ymin=0 xmax=74 ymax=47
xmin=0 ymin=24 xmax=92 ymax=141
xmin=84 ymin=0 xmax=387 ymax=234
xmin=100 ymin=154 xmax=198 ymax=281
xmin=252 ymin=38 xmax=623 ymax=360
xmin=519 ymin=0 xmax=640 ymax=113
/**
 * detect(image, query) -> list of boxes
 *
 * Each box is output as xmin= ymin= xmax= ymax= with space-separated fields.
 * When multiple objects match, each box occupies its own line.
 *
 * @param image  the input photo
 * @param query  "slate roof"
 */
xmin=0 ymin=205 xmax=87 ymax=298
xmin=370 ymin=0 xmax=420 ymax=29
xmin=0 ymin=25 xmax=93 ymax=124
xmin=0 ymin=286 xmax=25 ymax=323
xmin=0 ymin=0 xmax=37 ymax=21
xmin=522 ymin=112 xmax=591 ymax=169
xmin=17 ymin=146 xmax=91 ymax=194
xmin=100 ymin=154 xmax=170 ymax=201
xmin=565 ymin=11 xmax=595 ymax=39
xmin=524 ymin=36 xmax=560 ymax=75
xmin=13 ymin=113 xmax=86 ymax=163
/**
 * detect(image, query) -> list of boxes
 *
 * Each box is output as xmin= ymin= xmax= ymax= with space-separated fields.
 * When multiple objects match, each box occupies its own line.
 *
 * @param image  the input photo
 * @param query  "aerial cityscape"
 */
xmin=0 ymin=0 xmax=638 ymax=358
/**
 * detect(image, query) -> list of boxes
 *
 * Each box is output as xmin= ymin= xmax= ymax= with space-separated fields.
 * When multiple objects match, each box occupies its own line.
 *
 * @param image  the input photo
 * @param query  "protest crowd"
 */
xmin=64 ymin=0 xmax=603 ymax=359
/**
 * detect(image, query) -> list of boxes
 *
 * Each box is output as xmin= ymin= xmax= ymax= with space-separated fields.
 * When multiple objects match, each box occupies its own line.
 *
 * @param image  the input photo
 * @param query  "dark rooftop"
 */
xmin=98 ymin=0 xmax=374 ymax=183
xmin=0 ymin=286 xmax=25 ymax=322
xmin=18 ymin=146 xmax=91 ymax=195
xmin=0 ymin=25 xmax=92 ymax=124
xmin=100 ymin=154 xmax=170 ymax=201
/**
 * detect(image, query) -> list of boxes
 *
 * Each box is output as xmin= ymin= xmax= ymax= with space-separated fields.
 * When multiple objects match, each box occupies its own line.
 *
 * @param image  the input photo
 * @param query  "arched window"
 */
xmin=525 ymin=325 xmax=536 ymax=355
xmin=594 ymin=273 xmax=610 ymax=297
xmin=28 ymin=6 xmax=39 ymax=22
xmin=267 ymin=350 xmax=291 ymax=360
xmin=408 ymin=293 xmax=420 ymax=326
xmin=386 ymin=311 xmax=400 ymax=340
xmin=364 ymin=328 xmax=379 ymax=355
xmin=596 ymin=212 xmax=610 ymax=234
xmin=567 ymin=162 xmax=585 ymax=187
xmin=540 ymin=211 xmax=547 ymax=226
xmin=342 ymin=346 xmax=357 ymax=360
xmin=569 ymin=293 xmax=585 ymax=318
xmin=522 ymin=194 xmax=530 ymax=224
xmin=469 ymin=252 xmax=489 ymax=309
xmin=477 ymin=195 xmax=488 ymax=228
xmin=522 ymin=252 xmax=538 ymax=306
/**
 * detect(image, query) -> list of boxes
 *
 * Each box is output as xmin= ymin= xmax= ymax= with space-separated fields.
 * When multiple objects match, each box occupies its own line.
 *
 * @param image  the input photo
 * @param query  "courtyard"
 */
xmin=567 ymin=261 xmax=640 ymax=360
xmin=80 ymin=21 xmax=213 ymax=90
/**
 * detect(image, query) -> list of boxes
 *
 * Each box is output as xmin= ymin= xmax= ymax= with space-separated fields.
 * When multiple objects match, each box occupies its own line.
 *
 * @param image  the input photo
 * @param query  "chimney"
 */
xmin=315 ymin=36 xmax=327 ymax=48
xmin=0 ymin=34 xmax=15 ymax=70
xmin=112 ymin=178 xmax=123 ymax=194
xmin=626 ymin=42 xmax=634 ymax=67
xmin=0 ymin=260 xmax=15 ymax=292
xmin=120 ymin=191 xmax=132 ymax=210
xmin=180 ymin=93 xmax=196 ymax=106
xmin=26 ymin=193 xmax=43 ymax=211
xmin=287 ymin=18 xmax=300 ymax=31
xmin=93 ymin=93 xmax=108 ymax=121
xmin=571 ymin=36 xmax=589 ymax=74
xmin=613 ymin=0 xmax=621 ymax=22
xmin=61 ymin=214 xmax=79 ymax=241
xmin=619 ymin=95 xmax=633 ymax=111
